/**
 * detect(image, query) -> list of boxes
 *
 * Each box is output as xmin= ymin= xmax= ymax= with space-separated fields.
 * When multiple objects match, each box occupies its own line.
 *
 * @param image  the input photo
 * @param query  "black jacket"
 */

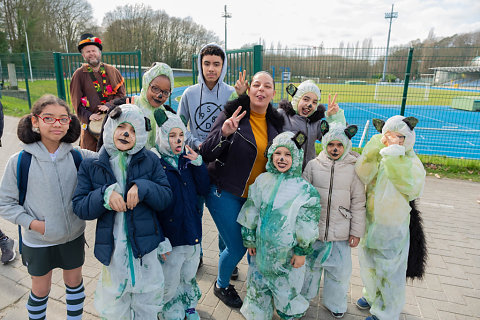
xmin=201 ymin=94 xmax=284 ymax=197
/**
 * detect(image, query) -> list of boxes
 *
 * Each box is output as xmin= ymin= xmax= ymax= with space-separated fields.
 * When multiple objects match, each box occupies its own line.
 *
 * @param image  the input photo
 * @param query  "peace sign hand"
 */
xmin=326 ymin=93 xmax=339 ymax=117
xmin=234 ymin=70 xmax=249 ymax=95
xmin=221 ymin=106 xmax=247 ymax=137
xmin=184 ymin=145 xmax=199 ymax=161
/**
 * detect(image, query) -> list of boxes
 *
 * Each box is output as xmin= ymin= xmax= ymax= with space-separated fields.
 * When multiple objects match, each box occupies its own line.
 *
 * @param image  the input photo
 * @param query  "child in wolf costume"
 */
xmin=237 ymin=131 xmax=321 ymax=319
xmin=354 ymin=115 xmax=426 ymax=320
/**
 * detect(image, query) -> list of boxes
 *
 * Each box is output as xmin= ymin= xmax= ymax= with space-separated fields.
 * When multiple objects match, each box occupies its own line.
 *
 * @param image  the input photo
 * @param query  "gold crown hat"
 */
xmin=78 ymin=33 xmax=103 ymax=52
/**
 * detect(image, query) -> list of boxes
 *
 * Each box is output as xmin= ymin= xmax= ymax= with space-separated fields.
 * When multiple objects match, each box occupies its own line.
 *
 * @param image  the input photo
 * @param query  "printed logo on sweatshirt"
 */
xmin=194 ymin=102 xmax=222 ymax=134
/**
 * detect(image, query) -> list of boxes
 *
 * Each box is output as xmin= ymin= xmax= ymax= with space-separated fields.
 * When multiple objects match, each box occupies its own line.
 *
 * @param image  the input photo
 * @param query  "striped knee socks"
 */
xmin=65 ymin=280 xmax=85 ymax=320
xmin=27 ymin=291 xmax=48 ymax=320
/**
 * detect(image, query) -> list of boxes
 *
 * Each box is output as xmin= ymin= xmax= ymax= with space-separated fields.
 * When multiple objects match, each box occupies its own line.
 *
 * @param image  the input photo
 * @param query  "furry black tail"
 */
xmin=407 ymin=199 xmax=428 ymax=280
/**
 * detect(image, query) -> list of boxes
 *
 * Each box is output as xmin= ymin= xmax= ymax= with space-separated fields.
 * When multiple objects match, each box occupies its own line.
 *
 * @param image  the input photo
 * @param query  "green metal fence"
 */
xmin=0 ymin=52 xmax=32 ymax=109
xmin=192 ymin=45 xmax=480 ymax=163
xmin=192 ymin=45 xmax=263 ymax=85
xmin=53 ymin=51 xmax=142 ymax=106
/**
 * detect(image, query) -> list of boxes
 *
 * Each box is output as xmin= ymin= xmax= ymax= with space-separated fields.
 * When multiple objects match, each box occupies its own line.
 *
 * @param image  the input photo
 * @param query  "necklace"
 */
xmin=87 ymin=65 xmax=108 ymax=104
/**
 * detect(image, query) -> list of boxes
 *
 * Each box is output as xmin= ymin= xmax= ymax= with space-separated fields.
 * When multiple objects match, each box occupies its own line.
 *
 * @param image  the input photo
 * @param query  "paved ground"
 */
xmin=0 ymin=114 xmax=479 ymax=319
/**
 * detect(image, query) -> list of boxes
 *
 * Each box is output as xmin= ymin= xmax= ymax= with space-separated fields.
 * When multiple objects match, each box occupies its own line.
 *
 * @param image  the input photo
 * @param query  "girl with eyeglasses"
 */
xmin=97 ymin=62 xmax=176 ymax=151
xmin=0 ymin=94 xmax=96 ymax=320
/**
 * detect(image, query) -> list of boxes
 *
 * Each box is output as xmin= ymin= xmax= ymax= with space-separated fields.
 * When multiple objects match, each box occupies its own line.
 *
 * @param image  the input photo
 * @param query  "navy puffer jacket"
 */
xmin=159 ymin=155 xmax=210 ymax=247
xmin=73 ymin=147 xmax=172 ymax=265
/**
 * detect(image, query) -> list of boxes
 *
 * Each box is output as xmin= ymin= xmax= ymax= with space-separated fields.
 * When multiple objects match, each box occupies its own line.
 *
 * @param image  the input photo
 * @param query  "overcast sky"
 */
xmin=88 ymin=0 xmax=480 ymax=49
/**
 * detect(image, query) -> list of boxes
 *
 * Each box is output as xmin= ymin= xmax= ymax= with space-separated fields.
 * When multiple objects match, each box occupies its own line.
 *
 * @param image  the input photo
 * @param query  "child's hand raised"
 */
xmin=248 ymin=247 xmax=256 ymax=256
xmin=326 ymin=94 xmax=339 ymax=117
xmin=126 ymin=184 xmax=139 ymax=210
xmin=184 ymin=145 xmax=199 ymax=161
xmin=109 ymin=190 xmax=127 ymax=212
xmin=290 ymin=254 xmax=306 ymax=268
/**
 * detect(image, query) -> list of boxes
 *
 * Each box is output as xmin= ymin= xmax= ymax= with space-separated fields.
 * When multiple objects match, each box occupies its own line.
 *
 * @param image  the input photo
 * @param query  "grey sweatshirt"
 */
xmin=178 ymin=43 xmax=235 ymax=149
xmin=0 ymin=142 xmax=96 ymax=246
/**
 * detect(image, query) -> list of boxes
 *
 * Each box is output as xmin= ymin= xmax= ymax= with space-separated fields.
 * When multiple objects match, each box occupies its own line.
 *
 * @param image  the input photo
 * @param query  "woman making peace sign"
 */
xmin=201 ymin=71 xmax=284 ymax=309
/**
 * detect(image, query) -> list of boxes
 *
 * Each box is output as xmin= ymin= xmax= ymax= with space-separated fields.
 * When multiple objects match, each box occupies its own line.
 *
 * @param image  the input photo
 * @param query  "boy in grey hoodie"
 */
xmin=179 ymin=43 xmax=246 ymax=150
xmin=178 ymin=43 xmax=246 ymax=271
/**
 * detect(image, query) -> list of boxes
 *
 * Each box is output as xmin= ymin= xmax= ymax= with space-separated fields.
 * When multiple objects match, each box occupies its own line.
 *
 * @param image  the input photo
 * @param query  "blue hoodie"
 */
xmin=178 ymin=43 xmax=235 ymax=149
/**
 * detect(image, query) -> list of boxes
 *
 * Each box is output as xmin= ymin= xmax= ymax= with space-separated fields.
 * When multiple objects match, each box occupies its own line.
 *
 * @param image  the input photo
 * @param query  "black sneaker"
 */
xmin=230 ymin=266 xmax=239 ymax=280
xmin=213 ymin=283 xmax=243 ymax=308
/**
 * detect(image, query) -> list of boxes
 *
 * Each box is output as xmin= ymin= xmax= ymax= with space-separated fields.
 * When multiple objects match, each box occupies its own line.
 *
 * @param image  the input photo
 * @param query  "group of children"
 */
xmin=0 ymin=41 xmax=426 ymax=320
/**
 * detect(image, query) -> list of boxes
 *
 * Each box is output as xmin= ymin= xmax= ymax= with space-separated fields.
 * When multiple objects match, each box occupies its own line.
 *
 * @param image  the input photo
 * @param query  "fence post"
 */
xmin=192 ymin=56 xmax=197 ymax=85
xmin=137 ymin=50 xmax=142 ymax=91
xmin=21 ymin=53 xmax=32 ymax=109
xmin=400 ymin=47 xmax=414 ymax=116
xmin=53 ymin=52 xmax=66 ymax=101
xmin=253 ymin=45 xmax=263 ymax=73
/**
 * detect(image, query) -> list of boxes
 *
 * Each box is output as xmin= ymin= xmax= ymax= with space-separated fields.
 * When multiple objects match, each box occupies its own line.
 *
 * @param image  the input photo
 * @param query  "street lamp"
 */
xmin=382 ymin=4 xmax=398 ymax=82
xmin=221 ymin=5 xmax=232 ymax=51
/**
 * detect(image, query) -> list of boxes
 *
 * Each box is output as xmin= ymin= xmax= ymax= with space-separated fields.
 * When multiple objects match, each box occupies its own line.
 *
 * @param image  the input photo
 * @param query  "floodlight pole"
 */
xmin=382 ymin=4 xmax=398 ymax=82
xmin=222 ymin=5 xmax=232 ymax=51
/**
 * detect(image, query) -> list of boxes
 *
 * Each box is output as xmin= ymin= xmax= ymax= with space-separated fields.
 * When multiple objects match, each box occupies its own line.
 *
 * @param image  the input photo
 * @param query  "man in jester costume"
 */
xmin=70 ymin=33 xmax=126 ymax=151
xmin=73 ymin=104 xmax=173 ymax=319
xmin=237 ymin=131 xmax=321 ymax=320
xmin=354 ymin=115 xmax=426 ymax=320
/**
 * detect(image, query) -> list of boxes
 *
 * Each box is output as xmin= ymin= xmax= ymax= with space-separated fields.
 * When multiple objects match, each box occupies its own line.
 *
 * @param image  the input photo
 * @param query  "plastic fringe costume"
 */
xmin=237 ymin=131 xmax=321 ymax=319
xmin=153 ymin=109 xmax=203 ymax=320
xmin=355 ymin=115 xmax=426 ymax=319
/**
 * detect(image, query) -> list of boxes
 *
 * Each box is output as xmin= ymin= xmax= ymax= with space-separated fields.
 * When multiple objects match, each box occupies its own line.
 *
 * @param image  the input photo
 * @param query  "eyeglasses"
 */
xmin=149 ymin=85 xmax=171 ymax=97
xmin=35 ymin=114 xmax=71 ymax=125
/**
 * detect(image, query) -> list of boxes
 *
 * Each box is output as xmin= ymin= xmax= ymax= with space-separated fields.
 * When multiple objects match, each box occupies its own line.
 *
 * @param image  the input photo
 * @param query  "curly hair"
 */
xmin=17 ymin=94 xmax=81 ymax=144
xmin=200 ymin=45 xmax=225 ymax=62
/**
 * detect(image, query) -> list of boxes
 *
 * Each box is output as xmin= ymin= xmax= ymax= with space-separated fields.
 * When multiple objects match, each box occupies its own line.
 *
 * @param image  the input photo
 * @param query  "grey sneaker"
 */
xmin=0 ymin=237 xmax=17 ymax=264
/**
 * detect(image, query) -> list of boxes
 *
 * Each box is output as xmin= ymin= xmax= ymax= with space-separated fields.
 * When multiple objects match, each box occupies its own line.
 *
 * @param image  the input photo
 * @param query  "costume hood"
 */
xmin=289 ymin=80 xmax=321 ymax=117
xmin=321 ymin=120 xmax=358 ymax=161
xmin=373 ymin=115 xmax=418 ymax=152
xmin=139 ymin=62 xmax=174 ymax=108
xmin=102 ymin=104 xmax=150 ymax=156
xmin=153 ymin=108 xmax=188 ymax=158
xmin=266 ymin=131 xmax=305 ymax=177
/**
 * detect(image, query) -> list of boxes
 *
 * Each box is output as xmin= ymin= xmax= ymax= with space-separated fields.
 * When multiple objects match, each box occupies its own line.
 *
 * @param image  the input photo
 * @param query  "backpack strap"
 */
xmin=15 ymin=149 xmax=82 ymax=253
xmin=70 ymin=149 xmax=82 ymax=170
xmin=16 ymin=150 xmax=33 ymax=254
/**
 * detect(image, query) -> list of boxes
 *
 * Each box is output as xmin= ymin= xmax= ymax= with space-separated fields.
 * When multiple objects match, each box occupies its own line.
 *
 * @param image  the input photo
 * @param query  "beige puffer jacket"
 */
xmin=303 ymin=150 xmax=366 ymax=241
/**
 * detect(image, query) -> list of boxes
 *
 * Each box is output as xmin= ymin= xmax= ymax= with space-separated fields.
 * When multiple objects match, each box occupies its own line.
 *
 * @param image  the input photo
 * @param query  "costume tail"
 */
xmin=407 ymin=199 xmax=428 ymax=280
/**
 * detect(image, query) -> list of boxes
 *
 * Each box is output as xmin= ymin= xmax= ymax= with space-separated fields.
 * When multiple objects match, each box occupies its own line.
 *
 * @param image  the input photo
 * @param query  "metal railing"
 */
xmin=53 ymin=51 xmax=142 ymax=105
